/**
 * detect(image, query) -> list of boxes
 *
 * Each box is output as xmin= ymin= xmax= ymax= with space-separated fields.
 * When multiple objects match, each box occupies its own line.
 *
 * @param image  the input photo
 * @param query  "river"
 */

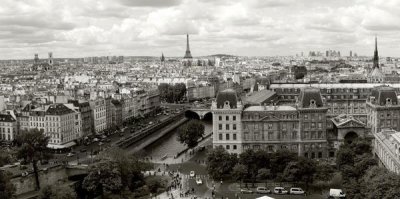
xmin=143 ymin=120 xmax=212 ymax=159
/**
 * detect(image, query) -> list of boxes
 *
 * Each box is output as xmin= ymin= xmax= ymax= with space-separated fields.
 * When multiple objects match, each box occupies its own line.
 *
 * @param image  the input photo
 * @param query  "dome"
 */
xmin=216 ymin=89 xmax=238 ymax=109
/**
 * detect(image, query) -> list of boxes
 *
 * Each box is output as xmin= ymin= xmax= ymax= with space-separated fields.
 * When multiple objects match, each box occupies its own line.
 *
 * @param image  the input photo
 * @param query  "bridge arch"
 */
xmin=203 ymin=112 xmax=212 ymax=121
xmin=185 ymin=110 xmax=200 ymax=120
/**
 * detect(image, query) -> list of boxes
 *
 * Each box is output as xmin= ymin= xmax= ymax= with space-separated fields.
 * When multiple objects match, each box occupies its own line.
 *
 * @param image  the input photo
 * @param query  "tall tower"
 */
xmin=48 ymin=52 xmax=53 ymax=65
xmin=373 ymin=36 xmax=379 ymax=69
xmin=161 ymin=52 xmax=165 ymax=66
xmin=183 ymin=34 xmax=193 ymax=59
xmin=34 ymin=54 xmax=39 ymax=64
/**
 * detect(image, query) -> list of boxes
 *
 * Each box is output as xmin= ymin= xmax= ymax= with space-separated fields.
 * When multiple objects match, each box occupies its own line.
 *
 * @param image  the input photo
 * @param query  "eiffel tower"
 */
xmin=183 ymin=34 xmax=193 ymax=59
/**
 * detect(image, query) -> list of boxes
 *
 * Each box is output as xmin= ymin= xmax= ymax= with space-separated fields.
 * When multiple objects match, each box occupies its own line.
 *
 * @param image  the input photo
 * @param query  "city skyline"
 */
xmin=1 ymin=0 xmax=400 ymax=59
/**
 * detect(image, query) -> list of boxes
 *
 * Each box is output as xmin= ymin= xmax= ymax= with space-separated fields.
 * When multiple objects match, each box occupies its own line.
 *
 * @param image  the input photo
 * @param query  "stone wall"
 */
xmin=11 ymin=165 xmax=68 ymax=195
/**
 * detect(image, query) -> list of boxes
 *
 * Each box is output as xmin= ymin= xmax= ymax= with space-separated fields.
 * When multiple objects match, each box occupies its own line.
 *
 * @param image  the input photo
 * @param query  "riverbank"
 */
xmin=126 ymin=117 xmax=189 ymax=154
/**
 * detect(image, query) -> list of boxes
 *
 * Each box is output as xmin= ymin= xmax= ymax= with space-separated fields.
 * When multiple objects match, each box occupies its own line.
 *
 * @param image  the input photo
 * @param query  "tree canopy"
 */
xmin=206 ymin=146 xmax=238 ymax=180
xmin=177 ymin=120 xmax=205 ymax=148
xmin=158 ymin=83 xmax=186 ymax=103
xmin=16 ymin=128 xmax=50 ymax=190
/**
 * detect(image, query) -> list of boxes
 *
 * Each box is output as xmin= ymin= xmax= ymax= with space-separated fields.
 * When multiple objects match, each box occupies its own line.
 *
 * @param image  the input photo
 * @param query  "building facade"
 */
xmin=212 ymin=87 xmax=374 ymax=160
xmin=374 ymin=129 xmax=400 ymax=174
xmin=0 ymin=113 xmax=18 ymax=141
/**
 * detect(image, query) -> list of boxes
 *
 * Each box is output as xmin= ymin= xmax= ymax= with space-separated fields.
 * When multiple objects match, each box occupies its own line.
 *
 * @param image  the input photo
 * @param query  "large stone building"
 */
xmin=374 ymin=129 xmax=400 ymax=174
xmin=212 ymin=87 xmax=378 ymax=160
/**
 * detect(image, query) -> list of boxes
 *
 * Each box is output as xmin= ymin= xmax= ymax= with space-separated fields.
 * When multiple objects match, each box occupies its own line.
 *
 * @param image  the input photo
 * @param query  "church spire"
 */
xmin=373 ymin=35 xmax=379 ymax=69
xmin=183 ymin=33 xmax=193 ymax=59
xmin=161 ymin=52 xmax=165 ymax=62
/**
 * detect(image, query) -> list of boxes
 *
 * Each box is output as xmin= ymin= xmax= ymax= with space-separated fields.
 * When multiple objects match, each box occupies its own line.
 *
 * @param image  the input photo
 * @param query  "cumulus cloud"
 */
xmin=0 ymin=0 xmax=399 ymax=59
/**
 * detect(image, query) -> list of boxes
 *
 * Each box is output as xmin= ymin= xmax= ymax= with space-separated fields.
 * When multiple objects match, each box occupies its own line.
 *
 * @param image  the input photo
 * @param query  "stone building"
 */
xmin=212 ymin=87 xmax=375 ymax=160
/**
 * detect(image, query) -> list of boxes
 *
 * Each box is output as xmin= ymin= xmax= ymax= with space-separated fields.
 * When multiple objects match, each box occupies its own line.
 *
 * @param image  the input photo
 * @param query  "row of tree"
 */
xmin=78 ymin=149 xmax=154 ymax=198
xmin=206 ymin=147 xmax=324 ymax=188
xmin=158 ymin=83 xmax=186 ymax=103
xmin=336 ymin=139 xmax=400 ymax=198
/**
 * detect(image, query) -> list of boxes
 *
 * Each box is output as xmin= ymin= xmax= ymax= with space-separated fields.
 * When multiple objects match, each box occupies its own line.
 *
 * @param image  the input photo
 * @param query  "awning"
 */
xmin=47 ymin=141 xmax=76 ymax=149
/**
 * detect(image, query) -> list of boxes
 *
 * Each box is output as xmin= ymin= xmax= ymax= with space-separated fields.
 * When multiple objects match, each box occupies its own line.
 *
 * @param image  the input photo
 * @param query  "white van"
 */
xmin=329 ymin=189 xmax=346 ymax=199
xmin=290 ymin=187 xmax=305 ymax=195
xmin=273 ymin=187 xmax=288 ymax=194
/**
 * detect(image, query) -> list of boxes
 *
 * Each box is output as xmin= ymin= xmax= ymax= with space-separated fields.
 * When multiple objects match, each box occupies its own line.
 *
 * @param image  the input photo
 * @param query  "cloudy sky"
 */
xmin=1 ymin=0 xmax=400 ymax=59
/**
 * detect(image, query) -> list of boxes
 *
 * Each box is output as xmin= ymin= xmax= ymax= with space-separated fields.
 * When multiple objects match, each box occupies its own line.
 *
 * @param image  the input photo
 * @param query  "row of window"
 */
xmin=218 ymin=115 xmax=237 ymax=121
xmin=243 ymin=131 xmax=298 ymax=140
xmin=0 ymin=122 xmax=13 ymax=126
xmin=243 ymin=113 xmax=298 ymax=120
xmin=218 ymin=133 xmax=237 ymax=140
xmin=218 ymin=124 xmax=237 ymax=131
xmin=243 ymin=123 xmax=298 ymax=130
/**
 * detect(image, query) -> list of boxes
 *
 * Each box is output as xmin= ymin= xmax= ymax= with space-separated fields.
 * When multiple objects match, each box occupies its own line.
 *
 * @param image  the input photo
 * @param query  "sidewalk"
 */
xmin=151 ymin=136 xmax=211 ymax=165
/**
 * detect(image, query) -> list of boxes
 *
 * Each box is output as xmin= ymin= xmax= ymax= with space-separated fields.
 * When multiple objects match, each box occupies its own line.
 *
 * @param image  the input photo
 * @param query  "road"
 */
xmin=2 ymin=106 xmax=184 ymax=177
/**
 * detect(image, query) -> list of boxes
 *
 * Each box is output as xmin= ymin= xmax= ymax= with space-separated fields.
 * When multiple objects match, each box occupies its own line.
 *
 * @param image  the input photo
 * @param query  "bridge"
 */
xmin=185 ymin=108 xmax=212 ymax=120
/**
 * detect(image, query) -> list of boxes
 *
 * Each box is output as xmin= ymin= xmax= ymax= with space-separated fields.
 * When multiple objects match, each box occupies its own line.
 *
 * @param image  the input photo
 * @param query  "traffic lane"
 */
xmin=187 ymin=176 xmax=210 ymax=197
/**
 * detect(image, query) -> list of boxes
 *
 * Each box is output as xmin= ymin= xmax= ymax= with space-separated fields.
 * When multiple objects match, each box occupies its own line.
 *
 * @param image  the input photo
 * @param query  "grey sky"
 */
xmin=0 ymin=0 xmax=399 ymax=59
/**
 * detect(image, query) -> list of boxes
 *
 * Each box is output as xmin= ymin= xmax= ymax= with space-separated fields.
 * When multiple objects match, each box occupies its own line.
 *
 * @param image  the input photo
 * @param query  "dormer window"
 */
xmin=386 ymin=98 xmax=392 ymax=106
xmin=310 ymin=99 xmax=316 ymax=108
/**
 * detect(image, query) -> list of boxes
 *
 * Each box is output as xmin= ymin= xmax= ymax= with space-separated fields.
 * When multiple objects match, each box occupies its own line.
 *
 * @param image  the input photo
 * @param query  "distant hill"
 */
xmin=208 ymin=54 xmax=237 ymax=58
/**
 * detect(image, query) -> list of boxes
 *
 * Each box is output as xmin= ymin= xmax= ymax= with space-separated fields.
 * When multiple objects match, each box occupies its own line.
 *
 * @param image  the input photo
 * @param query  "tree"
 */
xmin=239 ymin=149 xmax=259 ymax=185
xmin=283 ymin=157 xmax=316 ymax=188
xmin=336 ymin=146 xmax=355 ymax=170
xmin=314 ymin=162 xmax=335 ymax=181
xmin=232 ymin=164 xmax=247 ymax=187
xmin=206 ymin=146 xmax=238 ymax=180
xmin=158 ymin=83 xmax=187 ymax=103
xmin=83 ymin=161 xmax=123 ymax=197
xmin=293 ymin=65 xmax=307 ymax=79
xmin=270 ymin=149 xmax=298 ymax=178
xmin=102 ymin=148 xmax=151 ymax=191
xmin=16 ymin=129 xmax=50 ymax=190
xmin=177 ymin=120 xmax=204 ymax=148
xmin=0 ymin=171 xmax=15 ymax=199
xmin=361 ymin=166 xmax=400 ymax=199
xmin=39 ymin=185 xmax=76 ymax=199
xmin=257 ymin=168 xmax=271 ymax=187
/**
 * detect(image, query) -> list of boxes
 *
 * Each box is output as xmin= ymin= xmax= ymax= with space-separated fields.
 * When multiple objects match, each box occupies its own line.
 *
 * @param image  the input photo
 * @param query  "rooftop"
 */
xmin=243 ymin=90 xmax=276 ymax=105
xmin=244 ymin=105 xmax=296 ymax=112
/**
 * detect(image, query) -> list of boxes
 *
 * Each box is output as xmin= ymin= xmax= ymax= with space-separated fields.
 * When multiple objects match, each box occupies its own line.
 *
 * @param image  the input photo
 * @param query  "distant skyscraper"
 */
xmin=373 ymin=36 xmax=379 ymax=69
xmin=326 ymin=51 xmax=329 ymax=57
xmin=338 ymin=51 xmax=341 ymax=57
xmin=350 ymin=51 xmax=352 ymax=57
xmin=183 ymin=34 xmax=193 ymax=59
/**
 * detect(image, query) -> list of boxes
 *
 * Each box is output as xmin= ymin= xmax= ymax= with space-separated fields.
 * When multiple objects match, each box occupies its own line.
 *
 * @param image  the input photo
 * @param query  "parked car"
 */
xmin=240 ymin=188 xmax=253 ymax=194
xmin=80 ymin=149 xmax=87 ymax=153
xmin=93 ymin=138 xmax=99 ymax=142
xmin=196 ymin=177 xmax=203 ymax=185
xmin=256 ymin=187 xmax=271 ymax=194
xmin=290 ymin=187 xmax=305 ymax=195
xmin=67 ymin=152 xmax=75 ymax=157
xmin=329 ymin=189 xmax=346 ymax=199
xmin=189 ymin=171 xmax=195 ymax=177
xmin=273 ymin=187 xmax=288 ymax=194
